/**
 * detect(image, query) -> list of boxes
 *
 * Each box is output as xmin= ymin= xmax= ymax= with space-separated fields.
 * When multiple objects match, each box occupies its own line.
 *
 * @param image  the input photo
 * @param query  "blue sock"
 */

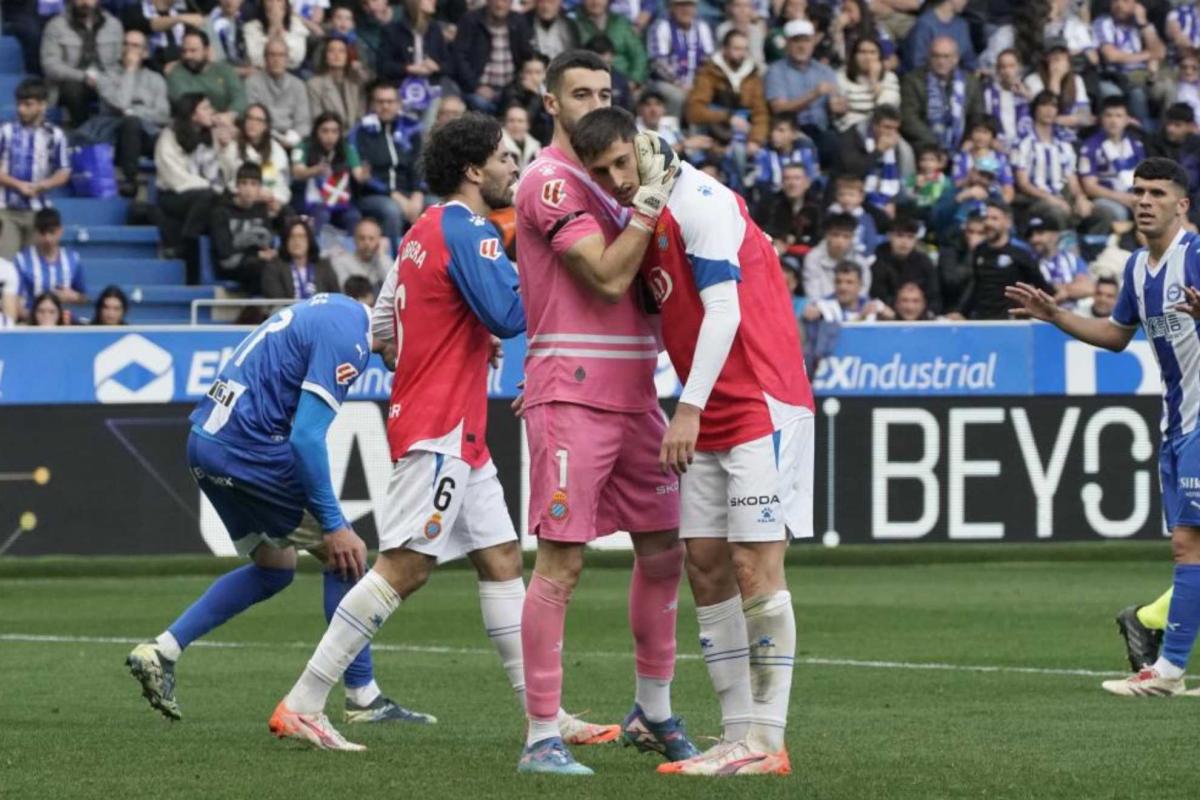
xmin=323 ymin=570 xmax=374 ymax=689
xmin=168 ymin=564 xmax=294 ymax=649
xmin=1162 ymin=564 xmax=1200 ymax=670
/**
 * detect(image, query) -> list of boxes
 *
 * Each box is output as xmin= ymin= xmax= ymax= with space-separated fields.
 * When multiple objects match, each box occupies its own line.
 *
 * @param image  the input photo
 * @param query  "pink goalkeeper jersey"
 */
xmin=515 ymin=145 xmax=660 ymax=413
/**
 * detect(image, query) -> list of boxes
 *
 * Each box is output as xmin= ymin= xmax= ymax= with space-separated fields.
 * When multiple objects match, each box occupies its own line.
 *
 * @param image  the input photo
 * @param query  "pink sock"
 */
xmin=629 ymin=544 xmax=683 ymax=680
xmin=521 ymin=572 xmax=572 ymax=722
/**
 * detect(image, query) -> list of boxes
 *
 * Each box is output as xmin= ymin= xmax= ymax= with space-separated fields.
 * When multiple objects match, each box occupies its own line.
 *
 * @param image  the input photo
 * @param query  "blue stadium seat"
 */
xmin=55 ymin=197 xmax=131 ymax=226
xmin=87 ymin=258 xmax=185 ymax=287
xmin=0 ymin=75 xmax=24 ymax=104
xmin=63 ymin=225 xmax=159 ymax=258
xmin=0 ymin=37 xmax=24 ymax=74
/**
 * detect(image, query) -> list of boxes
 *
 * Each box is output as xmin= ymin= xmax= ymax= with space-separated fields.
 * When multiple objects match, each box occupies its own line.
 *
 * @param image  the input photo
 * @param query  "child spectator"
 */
xmin=210 ymin=163 xmax=276 ymax=295
xmin=804 ymin=212 xmax=863 ymax=298
xmin=871 ymin=214 xmax=940 ymax=312
xmin=953 ymin=119 xmax=1015 ymax=204
xmin=291 ymin=112 xmax=368 ymax=237
xmin=15 ymin=208 xmax=85 ymax=314
xmin=826 ymin=172 xmax=883 ymax=268
xmin=0 ymin=79 xmax=71 ymax=259
xmin=1078 ymin=96 xmax=1146 ymax=223
xmin=749 ymin=114 xmax=819 ymax=207
xmin=904 ymin=144 xmax=953 ymax=213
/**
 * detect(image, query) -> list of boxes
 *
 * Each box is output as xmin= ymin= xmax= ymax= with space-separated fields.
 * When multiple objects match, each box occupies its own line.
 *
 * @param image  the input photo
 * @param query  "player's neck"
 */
xmin=35 ymin=243 xmax=58 ymax=261
xmin=446 ymin=188 xmax=488 ymax=218
xmin=551 ymin=128 xmax=582 ymax=164
xmin=1147 ymin=222 xmax=1183 ymax=265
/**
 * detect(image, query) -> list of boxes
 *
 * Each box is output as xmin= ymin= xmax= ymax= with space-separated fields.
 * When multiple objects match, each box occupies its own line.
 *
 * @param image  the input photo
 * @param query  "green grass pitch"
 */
xmin=0 ymin=547 xmax=1195 ymax=799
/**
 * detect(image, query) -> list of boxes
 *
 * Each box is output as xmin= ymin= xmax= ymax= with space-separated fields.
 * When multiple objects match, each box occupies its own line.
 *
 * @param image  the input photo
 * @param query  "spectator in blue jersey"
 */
xmin=1013 ymin=90 xmax=1092 ymax=227
xmin=91 ymin=285 xmax=127 ymax=325
xmin=206 ymin=0 xmax=253 ymax=77
xmin=15 ymin=208 xmax=85 ymax=315
xmin=452 ymin=0 xmax=534 ymax=114
xmin=899 ymin=36 xmax=983 ymax=153
xmin=953 ymin=119 xmax=1014 ymax=205
xmin=0 ymin=255 xmax=17 ymax=327
xmin=765 ymin=19 xmax=845 ymax=161
xmin=1167 ymin=0 xmax=1200 ymax=54
xmin=1026 ymin=215 xmax=1093 ymax=308
xmin=646 ymin=0 xmax=715 ymax=117
xmin=1093 ymin=0 xmax=1166 ymax=128
xmin=119 ymin=0 xmax=204 ymax=73
xmin=982 ymin=49 xmax=1033 ymax=150
xmin=901 ymin=0 xmax=976 ymax=72
xmin=353 ymin=81 xmax=423 ymax=248
xmin=948 ymin=153 xmax=1006 ymax=230
xmin=262 ymin=218 xmax=340 ymax=299
xmin=749 ymin=115 xmax=818 ymax=208
xmin=826 ymin=172 xmax=884 ymax=268
xmin=834 ymin=105 xmax=913 ymax=216
xmin=871 ymin=213 xmax=940 ymax=312
xmin=1079 ymin=96 xmax=1147 ymax=223
xmin=291 ymin=111 xmax=368 ymax=238
xmin=0 ymin=79 xmax=71 ymax=260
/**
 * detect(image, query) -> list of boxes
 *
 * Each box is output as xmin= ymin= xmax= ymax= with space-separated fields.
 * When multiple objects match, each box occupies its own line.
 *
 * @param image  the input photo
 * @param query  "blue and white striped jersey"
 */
xmin=0 ymin=121 xmax=69 ymax=211
xmin=1112 ymin=229 xmax=1200 ymax=439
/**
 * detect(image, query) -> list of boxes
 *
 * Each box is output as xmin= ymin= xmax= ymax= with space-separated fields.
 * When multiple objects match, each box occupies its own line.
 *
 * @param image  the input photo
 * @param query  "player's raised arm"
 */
xmin=560 ymin=132 xmax=680 ymax=303
xmin=1005 ymin=281 xmax=1136 ymax=352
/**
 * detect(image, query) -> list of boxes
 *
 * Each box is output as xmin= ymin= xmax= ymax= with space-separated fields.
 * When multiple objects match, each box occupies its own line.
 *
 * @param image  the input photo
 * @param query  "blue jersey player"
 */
xmin=127 ymin=293 xmax=432 ymax=733
xmin=1007 ymin=157 xmax=1200 ymax=696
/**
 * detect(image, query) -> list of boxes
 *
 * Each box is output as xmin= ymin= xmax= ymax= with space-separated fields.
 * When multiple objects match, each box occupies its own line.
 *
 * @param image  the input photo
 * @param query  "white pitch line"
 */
xmin=0 ymin=633 xmax=1129 ymax=678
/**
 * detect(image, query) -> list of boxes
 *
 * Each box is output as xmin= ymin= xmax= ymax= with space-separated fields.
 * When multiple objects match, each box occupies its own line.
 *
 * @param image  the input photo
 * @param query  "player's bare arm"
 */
xmin=1005 ymin=282 xmax=1136 ymax=351
xmin=560 ymin=228 xmax=653 ymax=302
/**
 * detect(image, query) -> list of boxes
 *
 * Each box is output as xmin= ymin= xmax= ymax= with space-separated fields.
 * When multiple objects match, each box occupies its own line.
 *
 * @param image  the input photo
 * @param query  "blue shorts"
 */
xmin=187 ymin=430 xmax=322 ymax=555
xmin=1160 ymin=428 xmax=1200 ymax=531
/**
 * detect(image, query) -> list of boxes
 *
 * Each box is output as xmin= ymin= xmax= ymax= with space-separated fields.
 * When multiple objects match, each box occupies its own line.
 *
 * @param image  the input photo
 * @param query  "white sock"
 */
xmin=345 ymin=679 xmax=381 ymax=707
xmin=743 ymin=591 xmax=795 ymax=753
xmin=527 ymin=717 xmax=561 ymax=746
xmin=635 ymin=675 xmax=673 ymax=723
xmin=478 ymin=578 xmax=527 ymax=707
xmin=696 ymin=594 xmax=752 ymax=742
xmin=154 ymin=631 xmax=182 ymax=661
xmin=285 ymin=570 xmax=401 ymax=714
xmin=1152 ymin=656 xmax=1185 ymax=679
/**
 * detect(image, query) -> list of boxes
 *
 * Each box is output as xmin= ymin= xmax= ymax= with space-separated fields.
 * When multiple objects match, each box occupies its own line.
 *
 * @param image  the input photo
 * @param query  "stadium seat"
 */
xmin=0 ymin=37 xmax=24 ymax=74
xmin=55 ymin=198 xmax=131 ymax=226
xmin=87 ymin=258 xmax=185 ymax=287
xmin=62 ymin=225 xmax=159 ymax=258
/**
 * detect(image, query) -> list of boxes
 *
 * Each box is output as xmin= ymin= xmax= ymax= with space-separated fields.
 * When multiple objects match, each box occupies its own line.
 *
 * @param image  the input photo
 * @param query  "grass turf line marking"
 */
xmin=0 ymin=632 xmax=1128 ymax=679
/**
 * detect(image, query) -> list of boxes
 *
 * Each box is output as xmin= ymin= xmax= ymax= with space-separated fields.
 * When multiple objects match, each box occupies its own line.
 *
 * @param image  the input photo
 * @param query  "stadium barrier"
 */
xmin=0 ymin=323 xmax=1167 ymax=555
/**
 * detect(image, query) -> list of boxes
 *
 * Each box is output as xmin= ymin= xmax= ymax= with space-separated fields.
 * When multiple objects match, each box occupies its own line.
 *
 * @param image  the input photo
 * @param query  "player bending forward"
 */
xmin=271 ymin=113 xmax=615 ymax=750
xmin=512 ymin=49 xmax=700 ymax=776
xmin=572 ymin=107 xmax=809 ymax=775
xmin=1008 ymin=157 xmax=1200 ymax=697
xmin=127 ymin=293 xmax=431 ymax=728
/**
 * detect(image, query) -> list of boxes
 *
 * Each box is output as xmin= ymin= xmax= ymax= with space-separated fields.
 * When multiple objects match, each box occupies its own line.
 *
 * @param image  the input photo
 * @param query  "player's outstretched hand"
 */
xmin=1173 ymin=286 xmax=1200 ymax=319
xmin=511 ymin=379 xmax=525 ymax=418
xmin=630 ymin=132 xmax=679 ymax=232
xmin=324 ymin=526 xmax=367 ymax=581
xmin=660 ymin=404 xmax=700 ymax=476
xmin=1004 ymin=282 xmax=1059 ymax=322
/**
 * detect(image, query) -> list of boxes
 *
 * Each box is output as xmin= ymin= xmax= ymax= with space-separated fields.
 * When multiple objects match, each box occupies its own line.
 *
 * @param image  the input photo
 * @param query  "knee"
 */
xmin=1171 ymin=530 xmax=1200 ymax=564
xmin=474 ymin=541 xmax=523 ymax=582
xmin=535 ymin=544 xmax=584 ymax=589
xmin=256 ymin=564 xmax=295 ymax=596
xmin=686 ymin=557 xmax=737 ymax=606
xmin=731 ymin=547 xmax=784 ymax=597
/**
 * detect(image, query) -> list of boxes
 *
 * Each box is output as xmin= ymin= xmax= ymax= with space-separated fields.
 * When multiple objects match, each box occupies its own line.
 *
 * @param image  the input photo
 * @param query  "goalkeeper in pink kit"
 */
xmin=571 ymin=106 xmax=813 ymax=776
xmin=512 ymin=50 xmax=700 ymax=776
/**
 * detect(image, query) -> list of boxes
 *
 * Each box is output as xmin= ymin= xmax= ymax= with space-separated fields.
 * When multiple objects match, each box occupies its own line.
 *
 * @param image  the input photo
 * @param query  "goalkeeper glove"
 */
xmin=630 ymin=132 xmax=680 ymax=233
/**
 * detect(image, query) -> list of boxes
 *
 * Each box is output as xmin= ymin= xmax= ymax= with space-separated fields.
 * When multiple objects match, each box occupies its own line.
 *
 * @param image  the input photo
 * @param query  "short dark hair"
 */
xmin=34 ymin=207 xmax=61 ymax=233
xmin=342 ymin=275 xmax=374 ymax=301
xmin=721 ymin=28 xmax=748 ymax=47
xmin=584 ymin=33 xmax=615 ymax=55
xmin=15 ymin=78 xmax=47 ymax=103
xmin=1032 ymin=90 xmax=1059 ymax=110
xmin=825 ymin=213 xmax=858 ymax=234
xmin=1095 ymin=276 xmax=1119 ymax=291
xmin=1167 ymin=102 xmax=1196 ymax=124
xmin=835 ymin=172 xmax=865 ymax=189
xmin=546 ymin=50 xmax=610 ymax=96
xmin=888 ymin=215 xmax=920 ymax=235
xmin=871 ymin=104 xmax=901 ymax=127
xmin=235 ymin=162 xmax=263 ymax=183
xmin=985 ymin=197 xmax=1012 ymax=216
xmin=367 ymin=79 xmax=399 ymax=102
xmin=968 ymin=117 xmax=998 ymax=136
xmin=834 ymin=260 xmax=862 ymax=279
xmin=1133 ymin=157 xmax=1191 ymax=192
xmin=770 ymin=114 xmax=797 ymax=130
xmin=419 ymin=111 xmax=504 ymax=197
xmin=916 ymin=143 xmax=944 ymax=160
xmin=1101 ymin=95 xmax=1128 ymax=113
xmin=181 ymin=26 xmax=209 ymax=47
xmin=569 ymin=106 xmax=637 ymax=164
xmin=637 ymin=89 xmax=666 ymax=106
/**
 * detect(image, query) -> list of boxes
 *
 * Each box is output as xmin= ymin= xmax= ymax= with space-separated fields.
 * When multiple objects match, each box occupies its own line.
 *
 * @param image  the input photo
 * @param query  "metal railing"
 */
xmin=189 ymin=298 xmax=289 ymax=325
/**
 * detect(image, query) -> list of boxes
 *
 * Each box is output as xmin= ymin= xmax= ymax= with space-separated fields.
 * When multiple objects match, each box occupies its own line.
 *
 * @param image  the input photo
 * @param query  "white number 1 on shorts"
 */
xmin=555 ymin=449 xmax=568 ymax=489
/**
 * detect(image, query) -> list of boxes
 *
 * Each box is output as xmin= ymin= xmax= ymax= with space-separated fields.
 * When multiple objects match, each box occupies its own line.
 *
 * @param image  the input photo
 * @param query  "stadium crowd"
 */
xmin=0 ymin=0 xmax=1193 ymax=326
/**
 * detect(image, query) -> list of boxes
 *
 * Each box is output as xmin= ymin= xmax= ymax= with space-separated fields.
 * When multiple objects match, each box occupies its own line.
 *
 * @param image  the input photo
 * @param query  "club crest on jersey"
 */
xmin=656 ymin=220 xmax=668 ymax=251
xmin=541 ymin=179 xmax=566 ymax=208
xmin=1168 ymin=284 xmax=1184 ymax=303
xmin=424 ymin=513 xmax=443 ymax=540
xmin=479 ymin=237 xmax=501 ymax=260
xmin=335 ymin=362 xmax=359 ymax=385
xmin=548 ymin=489 xmax=569 ymax=521
xmin=648 ymin=267 xmax=673 ymax=305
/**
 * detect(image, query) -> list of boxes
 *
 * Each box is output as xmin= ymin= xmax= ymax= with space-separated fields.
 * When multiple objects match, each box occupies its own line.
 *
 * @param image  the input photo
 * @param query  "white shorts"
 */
xmin=680 ymin=414 xmax=814 ymax=542
xmin=379 ymin=452 xmax=518 ymax=564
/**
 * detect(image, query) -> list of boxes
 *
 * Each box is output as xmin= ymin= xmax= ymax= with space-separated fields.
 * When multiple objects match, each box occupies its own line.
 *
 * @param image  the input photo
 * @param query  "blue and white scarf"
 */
xmin=863 ymin=133 xmax=900 ymax=207
xmin=926 ymin=69 xmax=966 ymax=151
xmin=143 ymin=0 xmax=187 ymax=55
xmin=291 ymin=263 xmax=316 ymax=299
xmin=983 ymin=80 xmax=1032 ymax=147
xmin=1170 ymin=4 xmax=1200 ymax=50
xmin=208 ymin=8 xmax=245 ymax=64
